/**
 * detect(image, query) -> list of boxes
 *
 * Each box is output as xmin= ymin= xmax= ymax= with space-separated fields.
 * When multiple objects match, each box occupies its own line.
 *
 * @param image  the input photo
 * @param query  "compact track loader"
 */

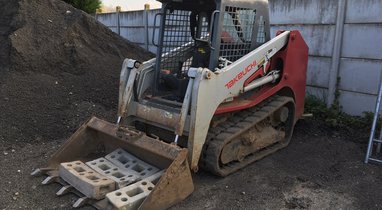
xmin=32 ymin=0 xmax=308 ymax=209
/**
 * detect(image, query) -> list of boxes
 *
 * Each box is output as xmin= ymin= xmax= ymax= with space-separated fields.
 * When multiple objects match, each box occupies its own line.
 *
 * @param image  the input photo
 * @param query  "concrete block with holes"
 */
xmin=106 ymin=180 xmax=155 ymax=210
xmin=59 ymin=161 xmax=115 ymax=200
xmin=86 ymin=158 xmax=139 ymax=188
xmin=105 ymin=148 xmax=159 ymax=179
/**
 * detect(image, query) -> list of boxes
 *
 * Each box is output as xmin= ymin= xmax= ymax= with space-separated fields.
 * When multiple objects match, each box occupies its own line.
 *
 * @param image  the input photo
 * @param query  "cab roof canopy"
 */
xmin=156 ymin=0 xmax=268 ymax=10
xmin=156 ymin=0 xmax=268 ymax=4
xmin=156 ymin=0 xmax=216 ymax=3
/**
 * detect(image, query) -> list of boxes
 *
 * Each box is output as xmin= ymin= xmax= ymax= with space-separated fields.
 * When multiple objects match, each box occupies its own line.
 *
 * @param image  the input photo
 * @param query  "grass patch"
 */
xmin=304 ymin=95 xmax=375 ymax=131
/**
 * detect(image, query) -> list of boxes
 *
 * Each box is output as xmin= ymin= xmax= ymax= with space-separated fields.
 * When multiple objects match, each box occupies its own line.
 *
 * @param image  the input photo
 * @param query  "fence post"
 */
xmin=327 ymin=0 xmax=346 ymax=107
xmin=116 ymin=6 xmax=121 ymax=35
xmin=144 ymin=4 xmax=150 ymax=51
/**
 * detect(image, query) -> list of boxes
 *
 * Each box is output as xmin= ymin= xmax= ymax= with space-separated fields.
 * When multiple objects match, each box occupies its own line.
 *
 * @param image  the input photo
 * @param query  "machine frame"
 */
xmin=118 ymin=30 xmax=308 ymax=171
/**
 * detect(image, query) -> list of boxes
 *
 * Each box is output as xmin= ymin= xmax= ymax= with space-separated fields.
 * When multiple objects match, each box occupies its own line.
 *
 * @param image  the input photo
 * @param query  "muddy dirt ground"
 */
xmin=1 ymin=0 xmax=381 ymax=209
xmin=1 ymin=118 xmax=381 ymax=210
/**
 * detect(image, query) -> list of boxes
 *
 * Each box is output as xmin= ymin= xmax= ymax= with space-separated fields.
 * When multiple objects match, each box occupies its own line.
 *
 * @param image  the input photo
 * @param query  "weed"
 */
xmin=304 ymin=95 xmax=375 ymax=131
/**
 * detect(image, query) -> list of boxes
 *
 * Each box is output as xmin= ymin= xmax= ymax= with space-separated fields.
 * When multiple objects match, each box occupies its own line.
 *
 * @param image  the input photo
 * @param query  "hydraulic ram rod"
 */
xmin=243 ymin=72 xmax=280 ymax=93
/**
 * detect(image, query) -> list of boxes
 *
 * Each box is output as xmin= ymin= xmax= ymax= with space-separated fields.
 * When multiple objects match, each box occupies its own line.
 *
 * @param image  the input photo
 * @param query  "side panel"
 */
xmin=215 ymin=30 xmax=309 ymax=120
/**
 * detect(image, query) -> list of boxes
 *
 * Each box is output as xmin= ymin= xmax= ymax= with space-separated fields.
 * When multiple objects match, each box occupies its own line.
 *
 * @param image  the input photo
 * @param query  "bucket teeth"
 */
xmin=31 ymin=168 xmax=54 ymax=176
xmin=73 ymin=197 xmax=89 ymax=208
xmin=56 ymin=185 xmax=73 ymax=196
xmin=42 ymin=175 xmax=58 ymax=185
xmin=31 ymin=168 xmax=42 ymax=176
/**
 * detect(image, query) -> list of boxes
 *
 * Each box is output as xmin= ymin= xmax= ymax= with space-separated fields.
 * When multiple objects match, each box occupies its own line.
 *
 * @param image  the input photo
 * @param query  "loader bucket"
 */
xmin=32 ymin=117 xmax=194 ymax=210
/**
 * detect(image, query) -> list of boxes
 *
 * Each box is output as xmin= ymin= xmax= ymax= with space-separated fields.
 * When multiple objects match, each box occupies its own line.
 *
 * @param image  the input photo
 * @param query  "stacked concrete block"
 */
xmin=59 ymin=161 xmax=115 ymax=200
xmin=105 ymin=148 xmax=160 ymax=179
xmin=106 ymin=180 xmax=155 ymax=210
xmin=57 ymin=149 xmax=164 ymax=209
xmin=86 ymin=158 xmax=140 ymax=188
xmin=105 ymin=170 xmax=164 ymax=210
xmin=144 ymin=170 xmax=164 ymax=184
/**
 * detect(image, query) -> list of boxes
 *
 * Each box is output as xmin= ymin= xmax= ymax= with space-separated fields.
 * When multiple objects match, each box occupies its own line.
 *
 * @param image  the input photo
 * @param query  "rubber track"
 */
xmin=201 ymin=95 xmax=294 ymax=177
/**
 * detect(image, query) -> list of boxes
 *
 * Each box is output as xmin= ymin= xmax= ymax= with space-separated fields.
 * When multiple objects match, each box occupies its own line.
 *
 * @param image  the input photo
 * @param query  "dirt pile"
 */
xmin=0 ymin=0 xmax=153 ymax=144
xmin=0 ymin=0 xmax=20 ymax=74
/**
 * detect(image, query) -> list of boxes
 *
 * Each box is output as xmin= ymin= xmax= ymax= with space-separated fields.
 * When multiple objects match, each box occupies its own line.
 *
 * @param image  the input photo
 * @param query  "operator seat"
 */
xmin=190 ymin=40 xmax=211 ymax=68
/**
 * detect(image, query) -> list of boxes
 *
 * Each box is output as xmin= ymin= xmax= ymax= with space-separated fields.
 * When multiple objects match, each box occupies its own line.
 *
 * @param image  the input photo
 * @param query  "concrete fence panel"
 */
xmin=269 ymin=0 xmax=337 ymax=24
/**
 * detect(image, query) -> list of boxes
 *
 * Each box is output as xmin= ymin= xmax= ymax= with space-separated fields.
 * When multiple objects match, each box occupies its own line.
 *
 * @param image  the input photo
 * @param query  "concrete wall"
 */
xmin=96 ymin=9 xmax=160 ymax=53
xmin=96 ymin=0 xmax=382 ymax=115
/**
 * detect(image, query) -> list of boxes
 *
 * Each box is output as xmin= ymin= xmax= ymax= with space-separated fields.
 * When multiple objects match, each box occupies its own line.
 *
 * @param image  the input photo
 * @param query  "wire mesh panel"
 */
xmin=160 ymin=9 xmax=193 ymax=73
xmin=160 ymin=9 xmax=210 ymax=74
xmin=219 ymin=6 xmax=256 ymax=63
xmin=256 ymin=15 xmax=266 ymax=43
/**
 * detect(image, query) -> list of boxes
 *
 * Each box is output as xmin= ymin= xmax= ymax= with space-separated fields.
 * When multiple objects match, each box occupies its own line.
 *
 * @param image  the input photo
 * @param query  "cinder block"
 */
xmin=145 ymin=170 xmax=164 ymax=184
xmin=86 ymin=158 xmax=139 ymax=188
xmin=106 ymin=180 xmax=155 ymax=210
xmin=105 ymin=148 xmax=159 ymax=179
xmin=59 ymin=161 xmax=115 ymax=200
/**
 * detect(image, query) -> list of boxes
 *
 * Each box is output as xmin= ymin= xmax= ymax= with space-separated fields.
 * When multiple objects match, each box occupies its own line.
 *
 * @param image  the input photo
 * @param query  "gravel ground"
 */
xmin=1 ymin=119 xmax=381 ymax=210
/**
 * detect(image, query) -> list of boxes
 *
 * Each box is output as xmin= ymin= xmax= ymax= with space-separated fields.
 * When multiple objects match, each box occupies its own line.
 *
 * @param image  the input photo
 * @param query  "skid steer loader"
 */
xmin=32 ymin=0 xmax=308 ymax=209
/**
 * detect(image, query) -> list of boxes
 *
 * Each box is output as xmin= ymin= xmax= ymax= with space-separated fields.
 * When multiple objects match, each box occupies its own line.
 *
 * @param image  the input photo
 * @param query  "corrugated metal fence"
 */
xmin=95 ymin=0 xmax=382 ymax=116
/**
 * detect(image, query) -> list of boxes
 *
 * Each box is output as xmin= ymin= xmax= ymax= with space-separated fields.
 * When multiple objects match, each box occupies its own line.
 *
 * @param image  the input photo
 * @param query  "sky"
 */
xmin=101 ymin=0 xmax=162 ymax=11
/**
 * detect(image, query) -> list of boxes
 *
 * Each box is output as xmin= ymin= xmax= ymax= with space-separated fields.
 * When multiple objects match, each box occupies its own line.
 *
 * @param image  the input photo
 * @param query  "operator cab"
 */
xmin=153 ymin=0 xmax=270 ymax=101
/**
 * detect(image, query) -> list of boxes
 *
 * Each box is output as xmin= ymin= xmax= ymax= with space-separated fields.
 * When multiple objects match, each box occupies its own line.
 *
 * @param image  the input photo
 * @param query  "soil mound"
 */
xmin=0 ymin=0 xmax=153 ymax=144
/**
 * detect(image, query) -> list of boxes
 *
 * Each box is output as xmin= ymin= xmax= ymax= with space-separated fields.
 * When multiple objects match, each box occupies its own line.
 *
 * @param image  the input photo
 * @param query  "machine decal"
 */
xmin=225 ymin=60 xmax=257 ymax=89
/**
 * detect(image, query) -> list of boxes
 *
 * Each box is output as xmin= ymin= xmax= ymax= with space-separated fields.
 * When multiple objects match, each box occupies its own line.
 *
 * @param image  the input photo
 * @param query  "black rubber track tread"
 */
xmin=200 ymin=95 xmax=295 ymax=177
